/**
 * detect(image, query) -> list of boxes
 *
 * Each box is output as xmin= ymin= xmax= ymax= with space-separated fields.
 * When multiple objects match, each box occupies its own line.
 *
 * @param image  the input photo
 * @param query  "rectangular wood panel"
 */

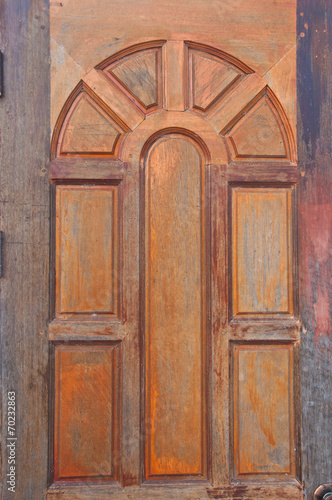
xmin=144 ymin=135 xmax=207 ymax=479
xmin=231 ymin=186 xmax=294 ymax=317
xmin=54 ymin=344 xmax=119 ymax=481
xmin=233 ymin=344 xmax=294 ymax=477
xmin=56 ymin=185 xmax=119 ymax=317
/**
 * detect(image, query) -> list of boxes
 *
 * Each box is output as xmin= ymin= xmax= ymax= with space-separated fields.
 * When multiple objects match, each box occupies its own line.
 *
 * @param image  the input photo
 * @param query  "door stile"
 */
xmin=210 ymin=163 xmax=230 ymax=486
xmin=119 ymin=161 xmax=141 ymax=486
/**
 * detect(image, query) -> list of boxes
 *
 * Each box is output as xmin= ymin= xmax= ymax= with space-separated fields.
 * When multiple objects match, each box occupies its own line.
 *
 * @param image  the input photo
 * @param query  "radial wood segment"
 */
xmin=207 ymin=74 xmax=266 ymax=134
xmin=225 ymin=89 xmax=295 ymax=161
xmin=105 ymin=47 xmax=162 ymax=111
xmin=61 ymin=94 xmax=121 ymax=155
xmin=188 ymin=44 xmax=247 ymax=112
xmin=229 ymin=97 xmax=287 ymax=158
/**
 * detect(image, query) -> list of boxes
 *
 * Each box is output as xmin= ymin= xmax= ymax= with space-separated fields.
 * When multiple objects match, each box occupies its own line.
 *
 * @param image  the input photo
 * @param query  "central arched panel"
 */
xmin=143 ymin=134 xmax=208 ymax=480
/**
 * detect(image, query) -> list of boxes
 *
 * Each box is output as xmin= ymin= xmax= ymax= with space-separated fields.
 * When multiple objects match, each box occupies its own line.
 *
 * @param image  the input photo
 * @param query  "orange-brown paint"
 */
xmin=232 ymin=186 xmax=294 ymax=318
xmin=144 ymin=135 xmax=207 ymax=479
xmin=54 ymin=345 xmax=119 ymax=481
xmin=50 ymin=35 xmax=300 ymax=498
xmin=56 ymin=185 xmax=119 ymax=317
xmin=233 ymin=345 xmax=295 ymax=476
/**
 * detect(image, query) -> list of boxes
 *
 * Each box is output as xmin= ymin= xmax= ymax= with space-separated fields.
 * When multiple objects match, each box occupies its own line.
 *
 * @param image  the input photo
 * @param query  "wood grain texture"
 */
xmin=265 ymin=45 xmax=297 ymax=156
xmin=51 ymin=37 xmax=86 ymax=139
xmin=0 ymin=1 xmax=50 ymax=499
xmin=46 ymin=482 xmax=303 ymax=499
xmin=233 ymin=345 xmax=295 ymax=477
xmin=56 ymin=185 xmax=120 ymax=317
xmin=54 ymin=344 xmax=119 ymax=481
xmin=231 ymin=186 xmax=294 ymax=317
xmin=298 ymin=1 xmax=332 ymax=498
xmin=48 ymin=320 xmax=126 ymax=341
xmin=207 ymin=74 xmax=266 ymax=134
xmin=190 ymin=49 xmax=242 ymax=111
xmin=50 ymin=158 xmax=125 ymax=180
xmin=50 ymin=0 xmax=296 ymax=128
xmin=210 ymin=166 xmax=229 ymax=485
xmin=60 ymin=94 xmax=121 ymax=155
xmin=229 ymin=98 xmax=287 ymax=158
xmin=0 ymin=0 xmax=50 ymax=500
xmin=226 ymin=164 xmax=299 ymax=183
xmin=108 ymin=49 xmax=159 ymax=109
xmin=120 ymin=110 xmax=229 ymax=164
xmin=144 ymin=135 xmax=207 ymax=478
xmin=164 ymin=41 xmax=186 ymax=111
xmin=83 ymin=69 xmax=144 ymax=131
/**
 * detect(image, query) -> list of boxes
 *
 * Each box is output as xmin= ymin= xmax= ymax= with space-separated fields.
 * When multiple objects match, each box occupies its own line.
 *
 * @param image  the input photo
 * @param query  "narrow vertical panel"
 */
xmin=145 ymin=135 xmax=206 ymax=478
xmin=56 ymin=185 xmax=119 ymax=316
xmin=233 ymin=345 xmax=294 ymax=476
xmin=54 ymin=344 xmax=119 ymax=480
xmin=164 ymin=41 xmax=186 ymax=111
xmin=232 ymin=187 xmax=293 ymax=317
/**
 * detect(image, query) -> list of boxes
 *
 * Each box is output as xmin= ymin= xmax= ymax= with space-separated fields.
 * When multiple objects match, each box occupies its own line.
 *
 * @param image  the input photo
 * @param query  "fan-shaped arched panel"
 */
xmin=51 ymin=40 xmax=296 ymax=163
xmin=52 ymin=81 xmax=128 ymax=159
xmin=224 ymin=87 xmax=295 ymax=160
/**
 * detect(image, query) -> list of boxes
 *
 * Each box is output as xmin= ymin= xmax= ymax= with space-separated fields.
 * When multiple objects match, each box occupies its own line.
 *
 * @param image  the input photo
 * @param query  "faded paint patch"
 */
xmin=300 ymin=201 xmax=332 ymax=343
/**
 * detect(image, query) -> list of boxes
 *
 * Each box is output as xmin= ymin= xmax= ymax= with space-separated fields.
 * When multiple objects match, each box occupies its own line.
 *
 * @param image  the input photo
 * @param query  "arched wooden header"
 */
xmin=51 ymin=40 xmax=296 ymax=163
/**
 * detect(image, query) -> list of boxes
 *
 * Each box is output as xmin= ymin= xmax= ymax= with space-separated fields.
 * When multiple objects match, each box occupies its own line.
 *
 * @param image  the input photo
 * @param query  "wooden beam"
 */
xmin=0 ymin=1 xmax=50 ymax=498
xmin=297 ymin=1 xmax=332 ymax=498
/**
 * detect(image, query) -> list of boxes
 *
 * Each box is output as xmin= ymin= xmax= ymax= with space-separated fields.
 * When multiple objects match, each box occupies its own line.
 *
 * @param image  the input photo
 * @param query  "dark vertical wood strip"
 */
xmin=211 ymin=165 xmax=229 ymax=485
xmin=297 ymin=1 xmax=332 ymax=498
xmin=121 ymin=162 xmax=140 ymax=486
xmin=0 ymin=0 xmax=50 ymax=499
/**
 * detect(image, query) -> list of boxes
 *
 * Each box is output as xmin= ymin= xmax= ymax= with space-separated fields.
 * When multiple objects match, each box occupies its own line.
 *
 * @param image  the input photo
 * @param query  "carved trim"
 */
xmin=51 ymin=80 xmax=82 ymax=161
xmin=139 ymin=127 xmax=212 ymax=164
xmin=185 ymin=41 xmax=254 ymax=74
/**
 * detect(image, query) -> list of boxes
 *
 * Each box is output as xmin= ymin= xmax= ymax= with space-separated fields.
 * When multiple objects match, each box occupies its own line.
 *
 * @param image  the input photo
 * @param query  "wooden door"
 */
xmin=47 ymin=41 xmax=303 ymax=499
xmin=2 ymin=2 xmax=332 ymax=500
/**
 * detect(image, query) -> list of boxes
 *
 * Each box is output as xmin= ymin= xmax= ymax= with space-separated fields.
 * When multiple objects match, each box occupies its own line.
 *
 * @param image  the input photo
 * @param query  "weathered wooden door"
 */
xmin=47 ymin=40 xmax=302 ymax=499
